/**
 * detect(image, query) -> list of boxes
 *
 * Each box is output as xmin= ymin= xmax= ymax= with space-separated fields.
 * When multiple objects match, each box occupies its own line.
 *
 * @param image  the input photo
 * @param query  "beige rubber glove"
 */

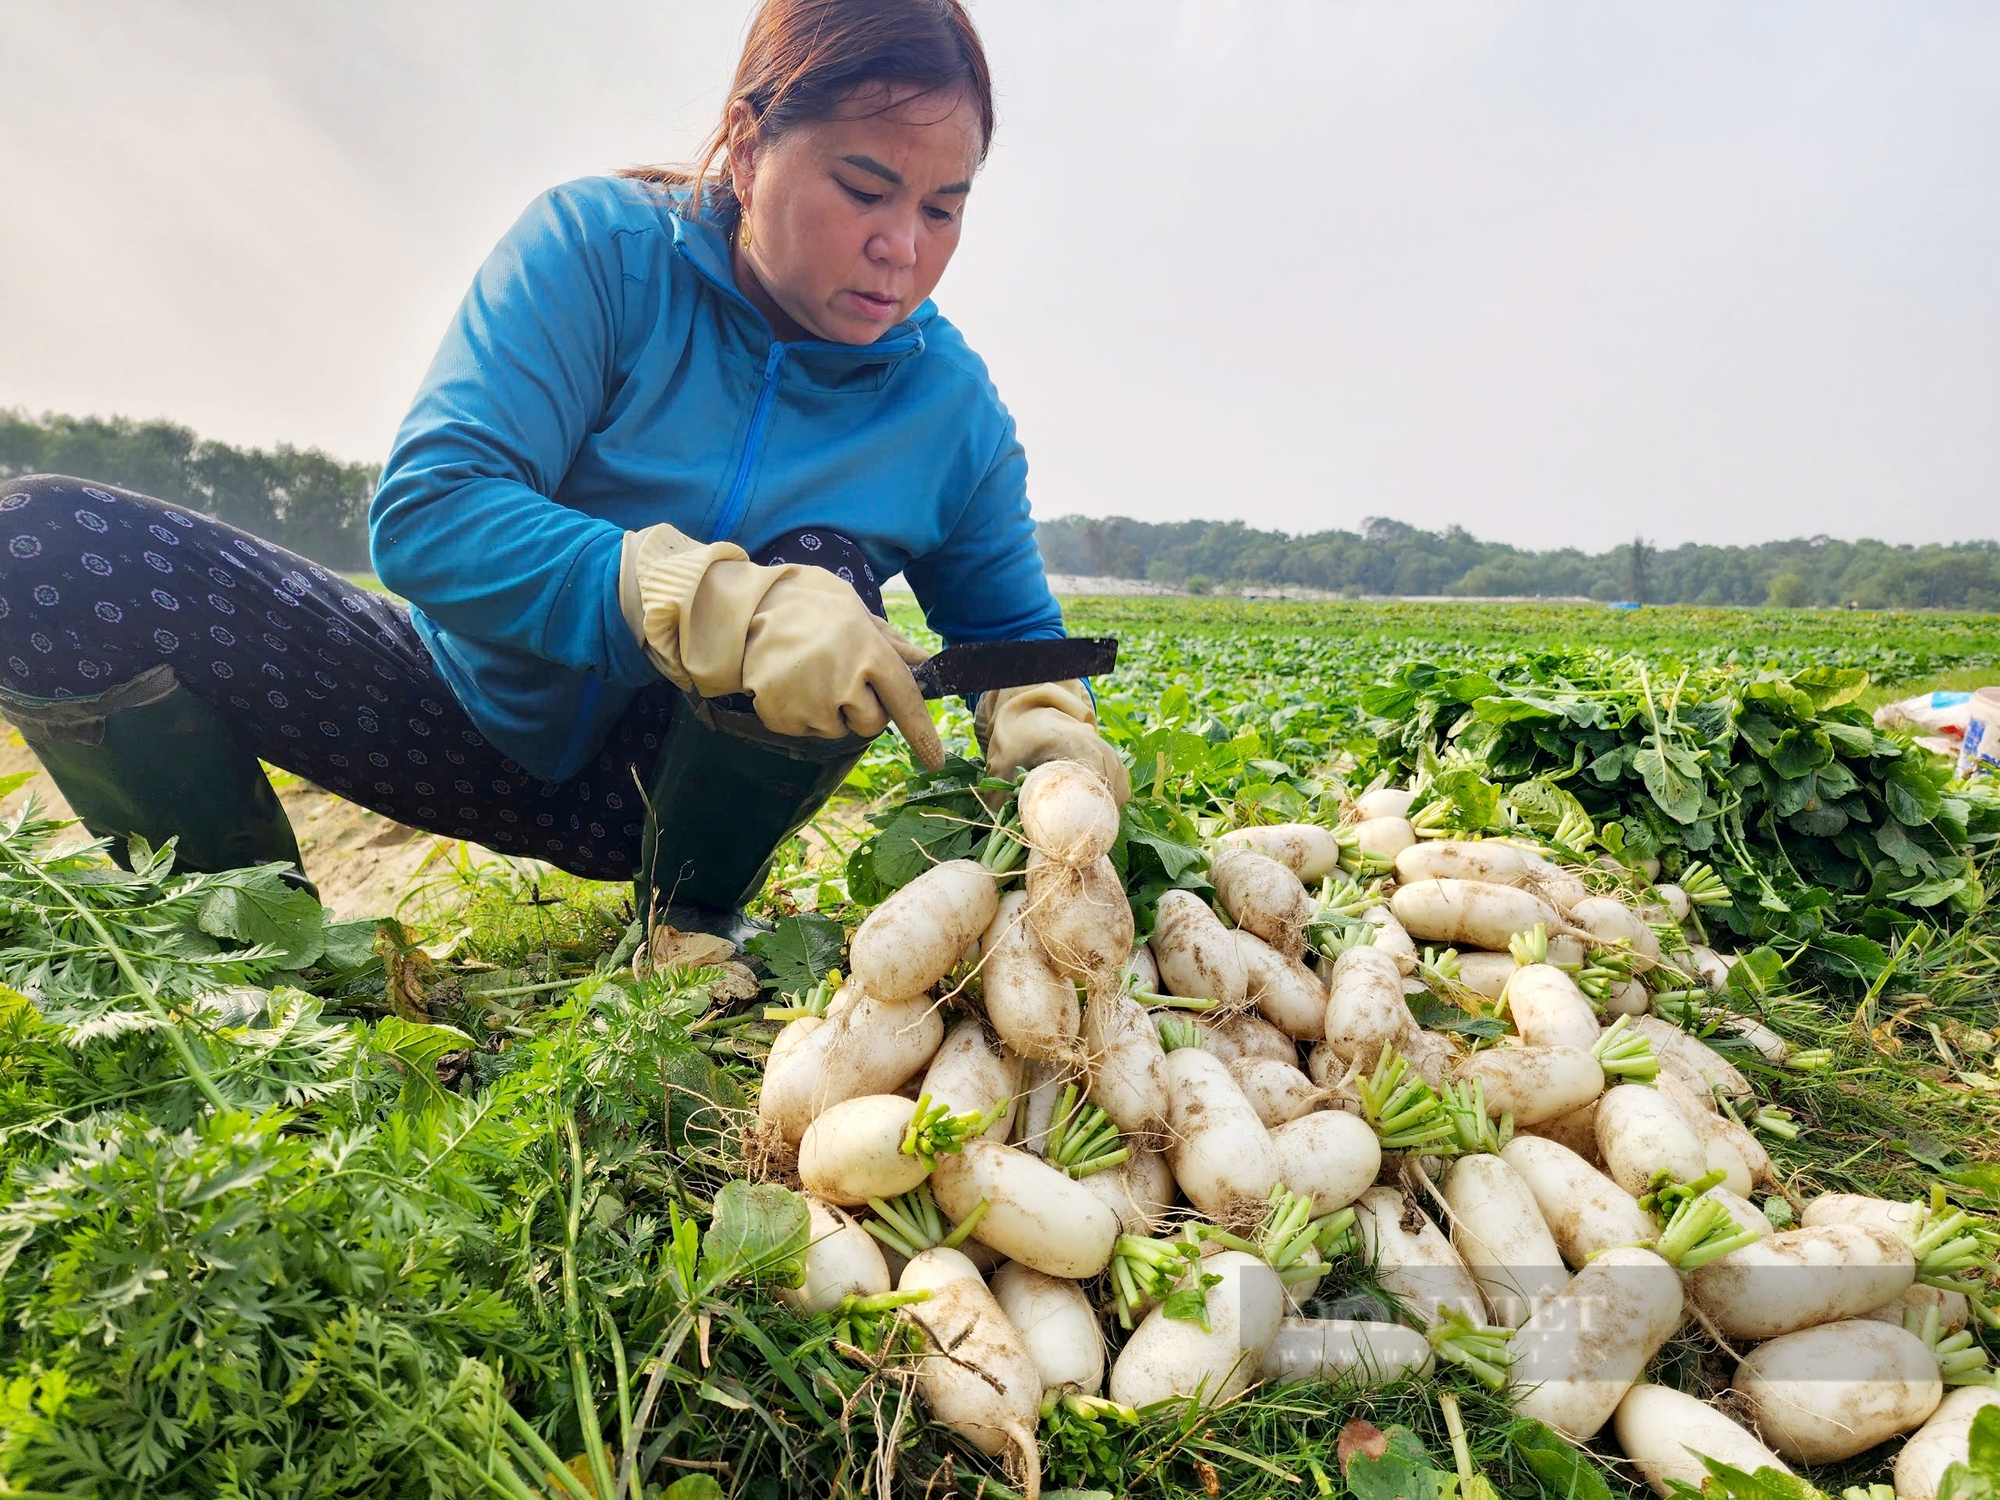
xmin=977 ymin=679 xmax=1131 ymax=804
xmin=621 ymin=525 xmax=943 ymax=769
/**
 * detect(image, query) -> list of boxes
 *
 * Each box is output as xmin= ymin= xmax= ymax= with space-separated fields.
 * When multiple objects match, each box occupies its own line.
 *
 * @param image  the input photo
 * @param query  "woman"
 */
xmin=0 ymin=0 xmax=1124 ymax=934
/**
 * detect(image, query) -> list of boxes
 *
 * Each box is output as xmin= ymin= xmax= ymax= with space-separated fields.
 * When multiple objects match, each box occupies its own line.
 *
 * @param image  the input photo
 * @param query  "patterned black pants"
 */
xmin=0 ymin=475 xmax=882 ymax=882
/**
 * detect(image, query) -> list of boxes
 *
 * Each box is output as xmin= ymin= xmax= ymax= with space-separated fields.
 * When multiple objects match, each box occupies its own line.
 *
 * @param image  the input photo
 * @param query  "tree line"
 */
xmin=0 ymin=411 xmax=377 ymax=570
xmin=6 ymin=412 xmax=1993 ymax=608
xmin=1036 ymin=516 xmax=2000 ymax=611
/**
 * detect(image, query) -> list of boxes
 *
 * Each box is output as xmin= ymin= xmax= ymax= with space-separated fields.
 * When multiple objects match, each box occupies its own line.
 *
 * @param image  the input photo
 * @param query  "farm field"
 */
xmin=5 ymin=598 xmax=2000 ymax=1500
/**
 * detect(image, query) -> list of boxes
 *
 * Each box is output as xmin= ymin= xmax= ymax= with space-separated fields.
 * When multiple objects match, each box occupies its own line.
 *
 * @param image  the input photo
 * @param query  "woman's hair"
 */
xmin=622 ymin=0 xmax=994 ymax=218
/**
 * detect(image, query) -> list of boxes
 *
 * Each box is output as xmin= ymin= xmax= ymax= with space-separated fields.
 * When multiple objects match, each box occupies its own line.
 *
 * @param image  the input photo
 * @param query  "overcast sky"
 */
xmin=3 ymin=1 xmax=1996 ymax=551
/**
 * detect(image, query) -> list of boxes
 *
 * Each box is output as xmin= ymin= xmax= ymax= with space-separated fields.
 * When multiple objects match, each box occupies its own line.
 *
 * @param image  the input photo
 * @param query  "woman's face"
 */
xmin=728 ymin=85 xmax=983 ymax=345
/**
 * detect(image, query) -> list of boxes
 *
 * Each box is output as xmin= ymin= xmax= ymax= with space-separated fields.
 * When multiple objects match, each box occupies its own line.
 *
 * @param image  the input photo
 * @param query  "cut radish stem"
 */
xmin=1357 ymin=1044 xmax=1455 ymax=1152
xmin=1592 ymin=1015 xmax=1659 ymax=1082
xmin=863 ymin=1183 xmax=989 ymax=1259
xmin=1042 ymin=1083 xmax=1130 ymax=1178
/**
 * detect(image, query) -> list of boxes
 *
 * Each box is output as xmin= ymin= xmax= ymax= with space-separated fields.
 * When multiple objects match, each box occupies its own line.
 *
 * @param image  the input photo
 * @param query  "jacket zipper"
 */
xmin=713 ymin=341 xmax=787 ymax=543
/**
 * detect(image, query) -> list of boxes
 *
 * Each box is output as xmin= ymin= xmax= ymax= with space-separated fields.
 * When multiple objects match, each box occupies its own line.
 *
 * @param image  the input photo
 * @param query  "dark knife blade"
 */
xmin=910 ymin=637 xmax=1118 ymax=700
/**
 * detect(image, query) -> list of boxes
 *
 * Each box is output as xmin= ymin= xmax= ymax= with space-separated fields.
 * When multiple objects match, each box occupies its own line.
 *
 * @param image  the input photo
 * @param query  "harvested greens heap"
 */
xmin=4 ymin=653 xmax=2000 ymax=1500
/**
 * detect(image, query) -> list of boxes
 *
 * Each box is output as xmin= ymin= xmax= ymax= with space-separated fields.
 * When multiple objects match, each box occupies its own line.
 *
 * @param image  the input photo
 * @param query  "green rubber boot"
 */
xmin=0 ymin=664 xmax=308 ymax=881
xmin=634 ymin=689 xmax=871 ymax=947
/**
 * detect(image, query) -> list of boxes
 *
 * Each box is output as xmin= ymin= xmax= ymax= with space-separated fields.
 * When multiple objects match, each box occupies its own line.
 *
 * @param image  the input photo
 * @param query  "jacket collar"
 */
xmin=666 ymin=206 xmax=929 ymax=367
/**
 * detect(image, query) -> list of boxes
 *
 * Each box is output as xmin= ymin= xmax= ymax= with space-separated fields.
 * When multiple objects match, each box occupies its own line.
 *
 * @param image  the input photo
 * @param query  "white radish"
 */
xmin=1894 ymin=1385 xmax=2000 ymax=1500
xmin=921 ymin=1019 xmax=1020 ymax=1142
xmin=1107 ymin=1250 xmax=1284 ymax=1408
xmin=1217 ymin=822 xmax=1343 ymax=883
xmin=1652 ymin=884 xmax=1691 ymax=922
xmin=1207 ymin=1010 xmax=1299 ymax=1066
xmin=991 ymin=1261 xmax=1106 ymax=1396
xmin=1164 ymin=1045 xmax=1281 ymax=1221
xmin=1733 ymin=1318 xmax=1943 ymax=1464
xmin=1271 ymin=1109 xmax=1382 ymax=1216
xmin=1391 ymin=879 xmax=1559 ymax=951
xmin=1687 ymin=945 xmax=1732 ymax=990
xmin=1547 ymin=932 xmax=1587 ymax=967
xmin=849 ymin=859 xmax=998 ymax=1001
xmin=1628 ymin=1017 xmax=1751 ymax=1098
xmin=1402 ymin=1028 xmax=1460 ymax=1090
xmin=1721 ymin=1015 xmax=1789 ymax=1063
xmin=1354 ymin=1186 xmax=1486 ymax=1327
xmin=1260 ymin=1318 xmax=1434 ymax=1386
xmin=1595 ymin=1084 xmax=1707 ymax=1196
xmin=1082 ymin=993 xmax=1169 ymax=1138
xmin=1353 ymin=816 xmax=1417 ymax=862
xmin=1359 ymin=904 xmax=1419 ymax=975
xmin=1603 ymin=980 xmax=1650 ymax=1018
xmin=798 ymin=1094 xmax=929 ymax=1206
xmin=1687 ymin=1223 xmax=1915 ymax=1340
xmin=1394 ymin=840 xmax=1533 ymax=887
xmin=1124 ymin=942 xmax=1161 ymax=994
xmin=1353 ymin=786 xmax=1415 ymax=821
xmin=1237 ymin=930 xmax=1327 ymax=1038
xmin=979 ymin=891 xmax=1080 ymax=1064
xmin=1613 ymin=1383 xmax=1792 ymax=1496
xmin=779 ymin=1196 xmax=892 ymax=1313
xmin=1229 ymin=1056 xmax=1320 ymax=1128
xmin=1440 ymin=1152 xmax=1571 ymax=1328
xmin=1017 ymin=759 xmax=1120 ymax=866
xmin=1863 ymin=1281 xmax=1970 ymax=1335
xmin=1500 ymin=1136 xmax=1658 ymax=1270
xmin=1803 ymin=1191 xmax=1918 ymax=1234
xmin=1456 ymin=1045 xmax=1604 ymax=1128
xmin=1026 ymin=851 xmax=1134 ymax=985
xmin=1322 ymin=945 xmax=1417 ymax=1070
xmin=757 ymin=987 xmax=945 ymax=1145
xmin=901 ymin=1247 xmax=1043 ymax=1499
xmin=1700 ymin=1185 xmax=1774 ymax=1240
xmin=930 ymin=1139 xmax=1120 ymax=1278
xmin=1569 ymin=895 xmax=1662 ymax=964
xmin=1507 ymin=1246 xmax=1684 ymax=1441
xmin=1521 ymin=1098 xmax=1604 ymax=1164
xmin=1212 ymin=848 xmax=1313 ymax=959
xmin=1076 ymin=1148 xmax=1177 ymax=1235
xmin=1454 ymin=952 xmax=1519 ymax=1001
xmin=1504 ymin=965 xmax=1600 ymax=1050
xmin=1149 ymin=889 xmax=1247 ymax=1010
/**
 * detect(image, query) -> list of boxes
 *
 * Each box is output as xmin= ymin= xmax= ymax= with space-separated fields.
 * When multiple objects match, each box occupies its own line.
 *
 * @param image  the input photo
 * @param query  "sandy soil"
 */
xmin=0 ymin=722 xmax=533 ymax=922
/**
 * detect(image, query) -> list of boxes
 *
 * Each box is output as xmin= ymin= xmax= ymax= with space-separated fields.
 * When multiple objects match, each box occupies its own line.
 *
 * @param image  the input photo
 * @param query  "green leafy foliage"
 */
xmin=743 ymin=910 xmax=845 ymax=995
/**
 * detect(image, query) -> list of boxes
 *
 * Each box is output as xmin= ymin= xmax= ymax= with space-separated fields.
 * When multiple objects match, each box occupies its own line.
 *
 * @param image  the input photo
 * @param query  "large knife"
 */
xmin=910 ymin=637 xmax=1117 ymax=700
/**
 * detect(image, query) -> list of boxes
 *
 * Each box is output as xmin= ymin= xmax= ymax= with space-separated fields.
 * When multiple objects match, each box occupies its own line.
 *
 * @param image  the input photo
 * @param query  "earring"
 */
xmin=739 ymin=211 xmax=752 ymax=249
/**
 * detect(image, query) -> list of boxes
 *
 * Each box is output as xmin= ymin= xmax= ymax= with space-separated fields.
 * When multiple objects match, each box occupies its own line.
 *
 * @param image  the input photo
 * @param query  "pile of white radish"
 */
xmin=742 ymin=763 xmax=2000 ymax=1500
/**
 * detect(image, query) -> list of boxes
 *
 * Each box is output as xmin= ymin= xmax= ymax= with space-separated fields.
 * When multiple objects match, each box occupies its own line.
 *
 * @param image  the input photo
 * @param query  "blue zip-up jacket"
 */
xmin=371 ymin=175 xmax=1064 ymax=782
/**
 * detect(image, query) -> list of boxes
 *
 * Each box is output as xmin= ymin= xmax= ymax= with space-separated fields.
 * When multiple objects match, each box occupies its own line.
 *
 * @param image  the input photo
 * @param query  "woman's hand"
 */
xmin=621 ymin=524 xmax=943 ymax=770
xmin=739 ymin=568 xmax=943 ymax=767
xmin=977 ymin=680 xmax=1131 ymax=804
